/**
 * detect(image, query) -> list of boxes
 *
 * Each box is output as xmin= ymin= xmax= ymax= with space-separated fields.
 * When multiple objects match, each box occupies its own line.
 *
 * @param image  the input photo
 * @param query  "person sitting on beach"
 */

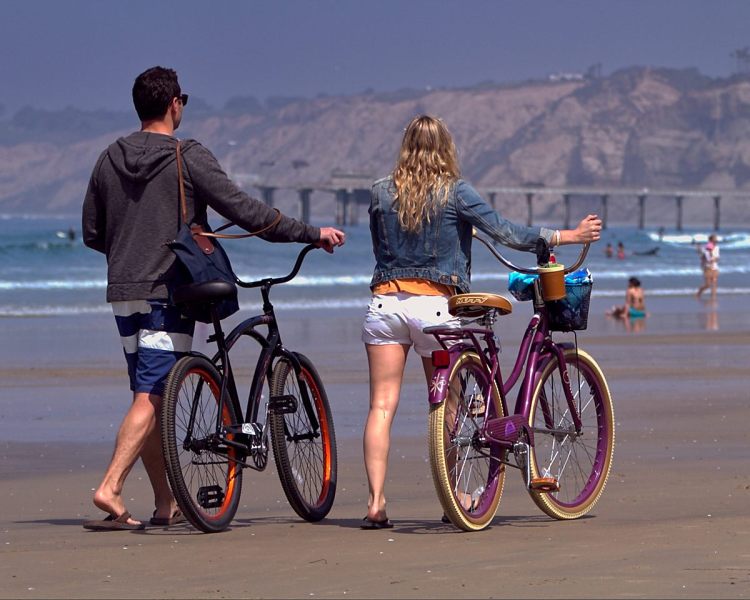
xmin=81 ymin=66 xmax=345 ymax=531
xmin=607 ymin=276 xmax=646 ymax=319
xmin=696 ymin=234 xmax=719 ymax=300
xmin=359 ymin=114 xmax=602 ymax=529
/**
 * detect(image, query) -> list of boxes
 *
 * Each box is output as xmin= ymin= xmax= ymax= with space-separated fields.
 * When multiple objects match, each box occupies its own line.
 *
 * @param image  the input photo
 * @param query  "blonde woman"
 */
xmin=360 ymin=115 xmax=602 ymax=529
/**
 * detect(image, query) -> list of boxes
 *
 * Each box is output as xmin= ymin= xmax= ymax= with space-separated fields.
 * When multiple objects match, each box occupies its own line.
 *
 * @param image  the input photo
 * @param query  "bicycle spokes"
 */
xmin=528 ymin=349 xmax=614 ymax=519
xmin=429 ymin=352 xmax=506 ymax=531
xmin=270 ymin=355 xmax=337 ymax=521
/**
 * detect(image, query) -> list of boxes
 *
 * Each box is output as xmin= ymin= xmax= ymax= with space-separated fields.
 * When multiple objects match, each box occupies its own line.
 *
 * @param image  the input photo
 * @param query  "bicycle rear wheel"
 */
xmin=269 ymin=352 xmax=337 ymax=521
xmin=527 ymin=347 xmax=614 ymax=519
xmin=162 ymin=355 xmax=243 ymax=533
xmin=429 ymin=351 xmax=505 ymax=531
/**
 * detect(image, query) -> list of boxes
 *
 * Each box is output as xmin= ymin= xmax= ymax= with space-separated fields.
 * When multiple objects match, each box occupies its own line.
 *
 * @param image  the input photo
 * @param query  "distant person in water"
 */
xmin=605 ymin=243 xmax=614 ymax=258
xmin=696 ymin=234 xmax=719 ymax=300
xmin=607 ymin=277 xmax=646 ymax=320
xmin=616 ymin=241 xmax=626 ymax=259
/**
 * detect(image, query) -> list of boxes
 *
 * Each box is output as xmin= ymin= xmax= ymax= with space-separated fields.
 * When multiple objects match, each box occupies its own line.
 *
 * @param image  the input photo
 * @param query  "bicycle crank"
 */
xmin=514 ymin=440 xmax=560 ymax=494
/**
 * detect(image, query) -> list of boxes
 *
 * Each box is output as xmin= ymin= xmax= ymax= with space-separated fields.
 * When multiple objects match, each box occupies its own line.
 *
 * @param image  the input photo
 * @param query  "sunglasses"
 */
xmin=177 ymin=93 xmax=189 ymax=106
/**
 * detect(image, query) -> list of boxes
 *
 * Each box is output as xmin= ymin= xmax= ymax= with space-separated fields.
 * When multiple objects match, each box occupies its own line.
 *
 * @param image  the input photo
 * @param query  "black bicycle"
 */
xmin=161 ymin=244 xmax=337 ymax=533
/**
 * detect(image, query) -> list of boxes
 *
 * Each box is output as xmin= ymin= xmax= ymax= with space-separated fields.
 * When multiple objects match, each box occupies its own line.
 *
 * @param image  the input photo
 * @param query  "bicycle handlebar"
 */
xmin=236 ymin=243 xmax=318 ymax=289
xmin=472 ymin=232 xmax=590 ymax=275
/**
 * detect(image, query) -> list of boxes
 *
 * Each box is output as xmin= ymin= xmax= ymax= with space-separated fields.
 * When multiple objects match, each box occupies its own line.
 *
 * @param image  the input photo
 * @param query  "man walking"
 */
xmin=81 ymin=66 xmax=345 ymax=530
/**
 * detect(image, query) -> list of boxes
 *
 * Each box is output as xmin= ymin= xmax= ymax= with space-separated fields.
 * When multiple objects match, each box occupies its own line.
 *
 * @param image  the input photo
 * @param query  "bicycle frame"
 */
xmin=427 ymin=248 xmax=588 ymax=452
xmin=184 ymin=245 xmax=321 ymax=470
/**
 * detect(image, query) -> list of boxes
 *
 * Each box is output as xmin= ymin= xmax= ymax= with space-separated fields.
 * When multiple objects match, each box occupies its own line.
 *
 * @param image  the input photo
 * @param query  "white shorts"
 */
xmin=361 ymin=293 xmax=460 ymax=357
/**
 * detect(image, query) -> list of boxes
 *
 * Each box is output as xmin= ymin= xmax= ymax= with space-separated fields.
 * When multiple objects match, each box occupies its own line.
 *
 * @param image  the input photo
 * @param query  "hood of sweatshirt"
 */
xmin=106 ymin=131 xmax=191 ymax=183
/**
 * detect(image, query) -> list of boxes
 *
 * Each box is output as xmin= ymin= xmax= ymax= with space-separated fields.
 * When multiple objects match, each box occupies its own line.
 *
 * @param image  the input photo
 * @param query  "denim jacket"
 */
xmin=369 ymin=176 xmax=554 ymax=294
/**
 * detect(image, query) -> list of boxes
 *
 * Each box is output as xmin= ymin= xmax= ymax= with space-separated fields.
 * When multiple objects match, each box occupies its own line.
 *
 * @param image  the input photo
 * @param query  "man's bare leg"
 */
xmin=92 ymin=392 xmax=161 ymax=525
xmin=140 ymin=401 xmax=179 ymax=520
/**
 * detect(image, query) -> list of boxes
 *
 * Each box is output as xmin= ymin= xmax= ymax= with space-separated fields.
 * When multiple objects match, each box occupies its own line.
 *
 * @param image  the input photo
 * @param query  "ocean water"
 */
xmin=2 ymin=213 xmax=749 ymax=444
xmin=1 ymin=213 xmax=749 ymax=317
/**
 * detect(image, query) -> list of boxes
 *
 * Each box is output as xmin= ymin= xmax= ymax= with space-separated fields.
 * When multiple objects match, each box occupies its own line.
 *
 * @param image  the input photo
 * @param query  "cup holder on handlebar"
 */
xmin=537 ymin=264 xmax=566 ymax=301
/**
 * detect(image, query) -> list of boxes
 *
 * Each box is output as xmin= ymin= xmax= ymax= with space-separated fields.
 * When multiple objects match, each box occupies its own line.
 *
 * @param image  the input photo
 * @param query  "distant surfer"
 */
xmin=56 ymin=227 xmax=77 ymax=242
xmin=633 ymin=246 xmax=659 ymax=256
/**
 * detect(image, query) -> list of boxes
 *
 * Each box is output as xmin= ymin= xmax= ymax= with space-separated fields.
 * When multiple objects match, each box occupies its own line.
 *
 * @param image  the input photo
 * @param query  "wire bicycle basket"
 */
xmin=508 ymin=269 xmax=593 ymax=331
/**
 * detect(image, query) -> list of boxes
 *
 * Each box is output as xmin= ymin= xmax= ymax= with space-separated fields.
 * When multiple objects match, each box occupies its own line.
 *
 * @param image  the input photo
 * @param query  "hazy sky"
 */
xmin=2 ymin=0 xmax=749 ymax=115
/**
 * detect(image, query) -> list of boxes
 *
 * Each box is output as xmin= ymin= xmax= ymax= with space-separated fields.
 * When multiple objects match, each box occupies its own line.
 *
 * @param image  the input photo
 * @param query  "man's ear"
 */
xmin=166 ymin=98 xmax=179 ymax=122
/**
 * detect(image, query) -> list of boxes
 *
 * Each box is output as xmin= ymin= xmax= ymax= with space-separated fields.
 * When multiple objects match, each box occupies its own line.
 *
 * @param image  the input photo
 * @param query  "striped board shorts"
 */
xmin=112 ymin=300 xmax=195 ymax=395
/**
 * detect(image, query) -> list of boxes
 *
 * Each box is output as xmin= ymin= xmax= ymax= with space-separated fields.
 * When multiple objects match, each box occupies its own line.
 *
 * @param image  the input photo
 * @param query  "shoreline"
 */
xmin=2 ymin=296 xmax=749 ymax=444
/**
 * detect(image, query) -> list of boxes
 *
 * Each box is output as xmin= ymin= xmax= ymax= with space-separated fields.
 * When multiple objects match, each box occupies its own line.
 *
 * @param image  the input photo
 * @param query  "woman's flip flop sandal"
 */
xmin=360 ymin=516 xmax=394 ymax=530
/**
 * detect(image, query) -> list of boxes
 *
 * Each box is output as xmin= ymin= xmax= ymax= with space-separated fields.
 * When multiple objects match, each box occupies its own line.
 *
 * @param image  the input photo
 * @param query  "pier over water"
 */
xmin=239 ymin=173 xmax=749 ymax=230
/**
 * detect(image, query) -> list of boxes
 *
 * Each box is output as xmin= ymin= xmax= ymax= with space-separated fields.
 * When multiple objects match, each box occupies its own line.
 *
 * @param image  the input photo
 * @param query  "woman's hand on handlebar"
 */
xmin=559 ymin=214 xmax=602 ymax=245
xmin=316 ymin=227 xmax=346 ymax=253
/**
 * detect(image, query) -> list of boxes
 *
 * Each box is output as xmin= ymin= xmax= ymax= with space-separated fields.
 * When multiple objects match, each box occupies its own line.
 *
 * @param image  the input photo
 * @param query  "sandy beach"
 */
xmin=1 ymin=297 xmax=749 ymax=598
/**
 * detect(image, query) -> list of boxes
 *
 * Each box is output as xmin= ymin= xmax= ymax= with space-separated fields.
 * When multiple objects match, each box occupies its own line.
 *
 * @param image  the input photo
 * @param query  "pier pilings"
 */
xmin=247 ymin=179 xmax=741 ymax=231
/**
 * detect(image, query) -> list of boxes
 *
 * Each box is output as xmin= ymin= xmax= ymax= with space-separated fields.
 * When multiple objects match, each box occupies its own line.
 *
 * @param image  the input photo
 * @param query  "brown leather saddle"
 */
xmin=448 ymin=293 xmax=513 ymax=318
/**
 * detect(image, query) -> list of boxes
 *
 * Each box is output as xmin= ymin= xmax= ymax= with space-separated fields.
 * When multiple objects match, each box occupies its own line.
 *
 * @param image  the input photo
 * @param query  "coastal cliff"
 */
xmin=1 ymin=67 xmax=749 ymax=224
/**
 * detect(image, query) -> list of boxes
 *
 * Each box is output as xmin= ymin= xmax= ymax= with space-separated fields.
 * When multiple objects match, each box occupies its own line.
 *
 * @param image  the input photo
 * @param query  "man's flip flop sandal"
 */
xmin=82 ymin=511 xmax=145 ymax=531
xmin=149 ymin=509 xmax=186 ymax=527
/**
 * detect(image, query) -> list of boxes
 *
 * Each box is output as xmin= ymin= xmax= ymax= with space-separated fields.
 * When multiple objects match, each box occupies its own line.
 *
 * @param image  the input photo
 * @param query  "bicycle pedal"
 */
xmin=197 ymin=484 xmax=225 ymax=508
xmin=529 ymin=477 xmax=560 ymax=493
xmin=269 ymin=394 xmax=298 ymax=414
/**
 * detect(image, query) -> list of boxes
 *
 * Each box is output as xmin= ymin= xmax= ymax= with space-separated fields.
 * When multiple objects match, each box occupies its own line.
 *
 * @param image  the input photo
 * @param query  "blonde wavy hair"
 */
xmin=392 ymin=115 xmax=460 ymax=233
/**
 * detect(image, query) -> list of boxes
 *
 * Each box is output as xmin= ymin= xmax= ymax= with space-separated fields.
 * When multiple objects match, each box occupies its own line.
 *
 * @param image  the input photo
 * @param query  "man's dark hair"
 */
xmin=628 ymin=277 xmax=641 ymax=287
xmin=132 ymin=66 xmax=181 ymax=121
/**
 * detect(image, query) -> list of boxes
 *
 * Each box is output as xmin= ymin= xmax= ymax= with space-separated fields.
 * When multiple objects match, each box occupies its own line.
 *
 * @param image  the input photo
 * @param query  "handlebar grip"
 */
xmin=535 ymin=237 xmax=550 ymax=267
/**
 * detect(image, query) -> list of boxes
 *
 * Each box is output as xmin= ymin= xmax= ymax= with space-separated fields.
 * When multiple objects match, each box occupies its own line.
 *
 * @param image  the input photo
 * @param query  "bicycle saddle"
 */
xmin=448 ymin=293 xmax=513 ymax=318
xmin=172 ymin=280 xmax=237 ymax=304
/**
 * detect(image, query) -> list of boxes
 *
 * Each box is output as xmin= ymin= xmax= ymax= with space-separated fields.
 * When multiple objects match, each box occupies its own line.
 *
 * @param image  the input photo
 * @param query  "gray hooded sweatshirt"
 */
xmin=82 ymin=131 xmax=320 ymax=302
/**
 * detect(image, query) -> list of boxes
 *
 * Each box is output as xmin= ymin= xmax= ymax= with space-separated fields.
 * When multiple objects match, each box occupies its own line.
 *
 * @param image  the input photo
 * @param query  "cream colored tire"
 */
xmin=428 ymin=351 xmax=506 ymax=531
xmin=527 ymin=348 xmax=614 ymax=519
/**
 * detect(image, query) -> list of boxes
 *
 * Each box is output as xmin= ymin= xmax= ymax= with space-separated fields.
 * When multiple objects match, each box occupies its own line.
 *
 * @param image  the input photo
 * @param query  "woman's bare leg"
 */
xmin=363 ymin=343 xmax=409 ymax=522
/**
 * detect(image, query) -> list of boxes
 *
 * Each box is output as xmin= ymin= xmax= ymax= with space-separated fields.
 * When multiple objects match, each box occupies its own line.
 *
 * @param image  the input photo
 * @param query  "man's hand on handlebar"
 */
xmin=316 ymin=227 xmax=347 ymax=253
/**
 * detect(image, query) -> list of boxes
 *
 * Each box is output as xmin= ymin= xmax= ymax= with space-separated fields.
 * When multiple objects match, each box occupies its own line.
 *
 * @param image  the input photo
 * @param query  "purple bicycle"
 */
xmin=425 ymin=235 xmax=614 ymax=531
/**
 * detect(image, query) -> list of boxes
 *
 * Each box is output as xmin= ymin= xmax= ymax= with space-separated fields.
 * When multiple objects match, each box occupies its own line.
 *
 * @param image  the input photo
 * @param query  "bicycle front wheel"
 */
xmin=162 ymin=355 xmax=243 ymax=533
xmin=528 ymin=347 xmax=614 ymax=519
xmin=429 ymin=351 xmax=506 ymax=532
xmin=269 ymin=353 xmax=337 ymax=521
